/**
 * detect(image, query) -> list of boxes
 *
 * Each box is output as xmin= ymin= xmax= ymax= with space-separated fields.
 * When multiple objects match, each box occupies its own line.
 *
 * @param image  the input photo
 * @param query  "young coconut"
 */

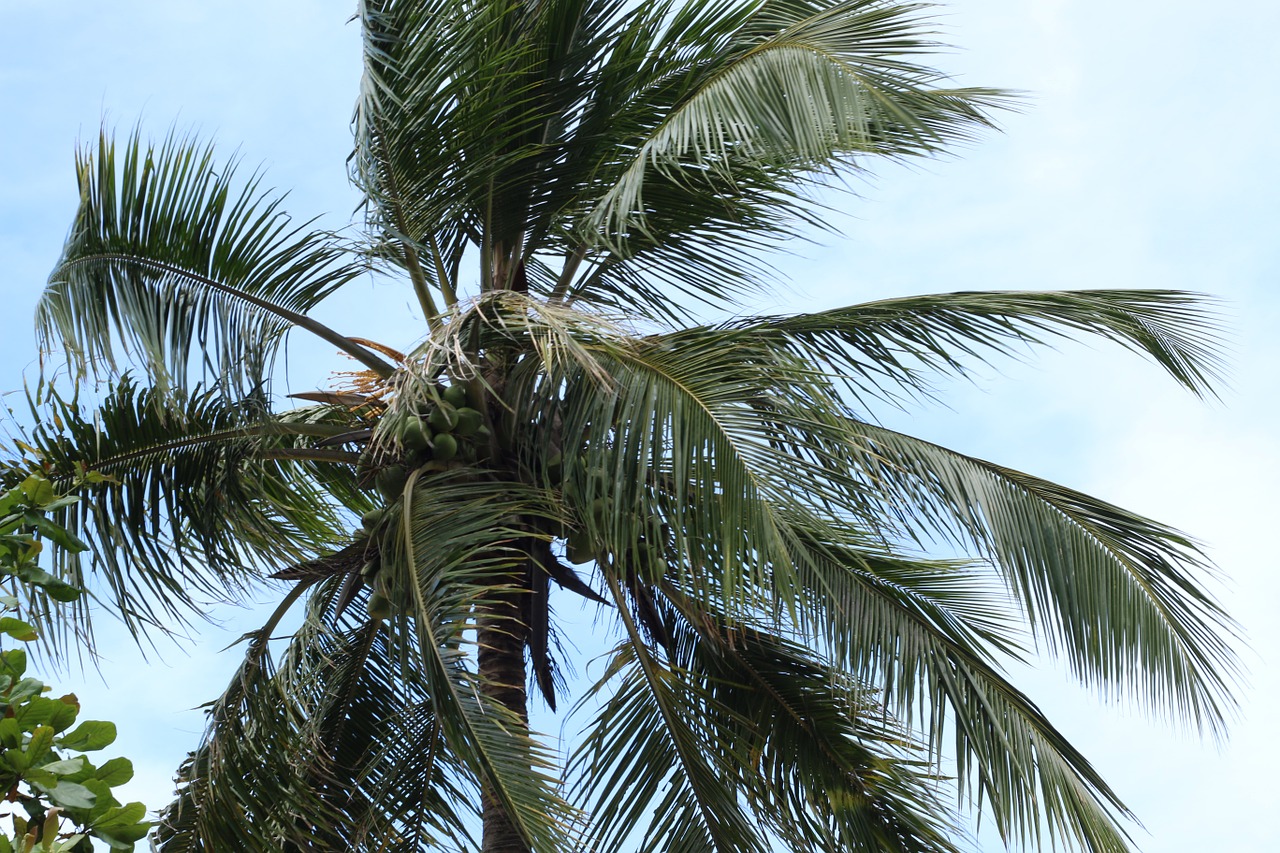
xmin=443 ymin=384 xmax=467 ymax=408
xmin=376 ymin=465 xmax=410 ymax=500
xmin=432 ymin=432 xmax=459 ymax=461
xmin=428 ymin=403 xmax=459 ymax=433
xmin=400 ymin=419 xmax=432 ymax=453
xmin=361 ymin=507 xmax=386 ymax=531
xmin=453 ymin=406 xmax=483 ymax=437
xmin=367 ymin=591 xmax=393 ymax=621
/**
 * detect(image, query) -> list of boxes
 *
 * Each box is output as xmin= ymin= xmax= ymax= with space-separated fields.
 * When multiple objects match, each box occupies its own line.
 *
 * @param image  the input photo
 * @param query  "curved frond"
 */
xmin=844 ymin=422 xmax=1240 ymax=734
xmin=393 ymin=470 xmax=578 ymax=851
xmin=0 ymin=376 xmax=368 ymax=652
xmin=571 ymin=575 xmax=766 ymax=853
xmin=739 ymin=289 xmax=1227 ymax=407
xmin=580 ymin=0 xmax=1007 ymax=248
xmin=39 ymin=129 xmax=391 ymax=393
xmin=154 ymin=578 xmax=477 ymax=851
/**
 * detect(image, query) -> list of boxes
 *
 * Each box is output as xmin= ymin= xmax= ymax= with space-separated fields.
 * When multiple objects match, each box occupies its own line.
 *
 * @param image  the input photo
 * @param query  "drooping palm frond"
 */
xmin=38 ymin=130 xmax=393 ymax=394
xmin=155 ymin=578 xmax=478 ymax=852
xmin=570 ymin=597 xmax=767 ymax=853
xmin=663 ymin=601 xmax=967 ymax=853
xmin=841 ymin=422 xmax=1238 ymax=733
xmin=774 ymin=534 xmax=1136 ymax=853
xmin=571 ymin=579 xmax=970 ymax=853
xmin=0 ymin=375 xmax=369 ymax=651
xmin=735 ymin=289 xmax=1227 ymax=408
xmin=392 ymin=470 xmax=579 ymax=851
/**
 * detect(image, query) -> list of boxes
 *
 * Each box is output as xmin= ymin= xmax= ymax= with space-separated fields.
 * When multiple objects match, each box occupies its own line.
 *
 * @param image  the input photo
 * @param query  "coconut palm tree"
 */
xmin=7 ymin=0 xmax=1237 ymax=851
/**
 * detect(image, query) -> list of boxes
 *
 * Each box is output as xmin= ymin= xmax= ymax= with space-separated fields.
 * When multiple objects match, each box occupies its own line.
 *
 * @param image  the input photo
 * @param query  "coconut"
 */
xmin=443 ymin=384 xmax=468 ymax=408
xmin=453 ymin=406 xmax=483 ymax=436
xmin=376 ymin=465 xmax=409 ymax=500
xmin=400 ymin=419 xmax=432 ymax=453
xmin=428 ymin=403 xmax=459 ymax=433
xmin=432 ymin=432 xmax=459 ymax=461
xmin=367 ymin=591 xmax=393 ymax=620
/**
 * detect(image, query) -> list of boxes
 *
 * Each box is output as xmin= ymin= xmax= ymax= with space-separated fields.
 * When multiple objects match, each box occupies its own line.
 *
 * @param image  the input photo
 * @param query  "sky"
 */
xmin=1 ymin=1 xmax=1278 ymax=850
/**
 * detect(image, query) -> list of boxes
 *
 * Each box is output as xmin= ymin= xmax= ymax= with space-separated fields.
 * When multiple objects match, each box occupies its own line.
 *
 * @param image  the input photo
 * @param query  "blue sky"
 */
xmin=2 ymin=1 xmax=1277 ymax=850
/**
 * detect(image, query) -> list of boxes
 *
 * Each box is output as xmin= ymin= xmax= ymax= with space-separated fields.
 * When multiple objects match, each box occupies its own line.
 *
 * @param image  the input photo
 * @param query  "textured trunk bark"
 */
xmin=478 ymin=583 xmax=531 ymax=853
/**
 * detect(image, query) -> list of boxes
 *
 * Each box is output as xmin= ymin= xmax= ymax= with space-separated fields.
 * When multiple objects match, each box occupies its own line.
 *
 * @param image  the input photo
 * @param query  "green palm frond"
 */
xmin=156 ymin=578 xmax=478 ymax=852
xmin=845 ymin=422 xmax=1238 ymax=733
xmin=1 ymin=375 xmax=368 ymax=650
xmin=39 ymin=130 xmax=392 ymax=393
xmin=775 ymin=535 xmax=1134 ymax=852
xmin=392 ymin=470 xmax=578 ymax=851
xmin=572 ymin=580 xmax=766 ymax=853
xmin=739 ymin=289 xmax=1227 ymax=407
xmin=579 ymin=0 xmax=1007 ymax=249
xmin=661 ymin=602 xmax=966 ymax=853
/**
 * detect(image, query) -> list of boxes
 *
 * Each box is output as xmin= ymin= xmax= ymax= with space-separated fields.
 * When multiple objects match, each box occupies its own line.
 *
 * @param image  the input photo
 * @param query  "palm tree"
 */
xmin=7 ymin=0 xmax=1237 ymax=851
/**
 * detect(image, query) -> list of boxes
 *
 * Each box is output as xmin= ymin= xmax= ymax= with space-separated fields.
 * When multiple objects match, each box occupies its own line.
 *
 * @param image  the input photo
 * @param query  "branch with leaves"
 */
xmin=0 ymin=475 xmax=149 ymax=853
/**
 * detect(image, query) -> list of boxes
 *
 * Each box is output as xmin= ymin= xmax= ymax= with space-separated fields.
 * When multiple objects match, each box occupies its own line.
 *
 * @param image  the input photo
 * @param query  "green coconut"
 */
xmin=361 ymin=508 xmax=385 ymax=531
xmin=590 ymin=496 xmax=609 ymax=524
xmin=443 ymin=384 xmax=468 ymax=408
xmin=432 ymin=432 xmax=459 ymax=461
xmin=428 ymin=403 xmax=459 ymax=433
xmin=453 ymin=406 xmax=483 ymax=436
xmin=367 ymin=591 xmax=393 ymax=621
xmin=376 ymin=465 xmax=410 ymax=500
xmin=401 ymin=419 xmax=432 ymax=453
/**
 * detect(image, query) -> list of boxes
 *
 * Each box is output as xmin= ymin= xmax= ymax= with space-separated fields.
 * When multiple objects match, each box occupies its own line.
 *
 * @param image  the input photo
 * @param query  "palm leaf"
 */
xmin=0 ymin=375 xmax=368 ymax=651
xmin=571 ymin=577 xmax=766 ymax=853
xmin=580 ymin=0 xmax=1007 ymax=248
xmin=154 ymin=577 xmax=478 ymax=851
xmin=739 ymin=289 xmax=1227 ymax=407
xmin=660 ymin=598 xmax=967 ymax=853
xmin=39 ymin=129 xmax=392 ymax=394
xmin=843 ymin=422 xmax=1238 ymax=733
xmin=392 ymin=469 xmax=578 ymax=851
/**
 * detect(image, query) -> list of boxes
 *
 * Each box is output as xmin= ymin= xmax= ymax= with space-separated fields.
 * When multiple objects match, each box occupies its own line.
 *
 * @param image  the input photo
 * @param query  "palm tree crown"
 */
xmin=8 ymin=1 xmax=1237 ymax=851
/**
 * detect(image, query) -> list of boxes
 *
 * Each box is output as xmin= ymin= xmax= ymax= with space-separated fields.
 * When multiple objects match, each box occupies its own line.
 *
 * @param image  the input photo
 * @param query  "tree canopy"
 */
xmin=4 ymin=1 xmax=1237 ymax=851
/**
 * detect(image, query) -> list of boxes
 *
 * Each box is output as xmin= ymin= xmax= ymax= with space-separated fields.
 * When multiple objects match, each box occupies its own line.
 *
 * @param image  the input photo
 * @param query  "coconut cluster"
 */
xmin=359 ymin=382 xmax=490 ymax=619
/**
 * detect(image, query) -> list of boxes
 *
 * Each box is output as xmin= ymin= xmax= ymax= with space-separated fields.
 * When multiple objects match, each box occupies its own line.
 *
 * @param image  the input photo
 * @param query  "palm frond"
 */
xmin=0 ymin=376 xmax=368 ymax=652
xmin=571 ymin=576 xmax=766 ymax=853
xmin=738 ymin=289 xmax=1227 ymax=407
xmin=392 ymin=470 xmax=578 ymax=851
xmin=580 ymin=0 xmax=1008 ymax=249
xmin=661 ymin=599 xmax=968 ymax=853
xmin=844 ymin=422 xmax=1240 ymax=734
xmin=154 ymin=578 xmax=478 ymax=851
xmin=38 ymin=129 xmax=392 ymax=394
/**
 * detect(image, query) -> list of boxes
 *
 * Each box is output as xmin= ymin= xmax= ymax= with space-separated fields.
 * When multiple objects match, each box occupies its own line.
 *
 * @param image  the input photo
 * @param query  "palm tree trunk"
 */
xmin=478 ymin=583 xmax=531 ymax=853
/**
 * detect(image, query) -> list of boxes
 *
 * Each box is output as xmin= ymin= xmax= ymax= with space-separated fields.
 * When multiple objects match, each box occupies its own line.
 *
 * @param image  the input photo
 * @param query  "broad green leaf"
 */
xmin=39 ymin=757 xmax=87 ymax=776
xmin=0 ymin=618 xmax=37 ymax=643
xmin=19 ymin=477 xmax=55 ymax=507
xmin=93 ymin=757 xmax=134 ymax=787
xmin=46 ymin=780 xmax=97 ymax=810
xmin=58 ymin=721 xmax=116 ymax=752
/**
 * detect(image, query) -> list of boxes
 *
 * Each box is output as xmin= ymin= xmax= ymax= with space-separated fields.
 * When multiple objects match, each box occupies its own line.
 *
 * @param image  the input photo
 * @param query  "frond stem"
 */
xmin=58 ymin=255 xmax=397 ymax=378
xmin=424 ymin=232 xmax=458 ymax=308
